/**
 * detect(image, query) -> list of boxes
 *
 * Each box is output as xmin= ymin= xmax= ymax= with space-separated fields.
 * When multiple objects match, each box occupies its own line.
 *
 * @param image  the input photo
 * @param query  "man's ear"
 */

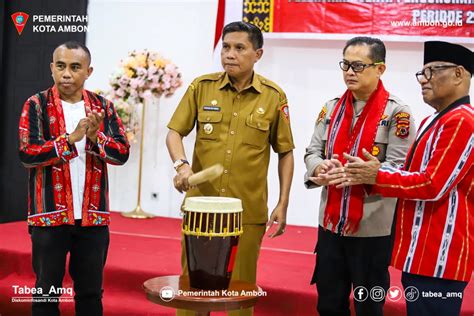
xmin=87 ymin=66 xmax=94 ymax=78
xmin=255 ymin=48 xmax=263 ymax=62
xmin=453 ymin=66 xmax=465 ymax=86
xmin=377 ymin=63 xmax=386 ymax=77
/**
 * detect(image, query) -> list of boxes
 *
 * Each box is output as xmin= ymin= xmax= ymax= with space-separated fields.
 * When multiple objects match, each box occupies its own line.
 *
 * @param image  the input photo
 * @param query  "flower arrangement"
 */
xmin=94 ymin=89 xmax=140 ymax=143
xmin=106 ymin=50 xmax=183 ymax=143
xmin=109 ymin=50 xmax=183 ymax=105
xmin=113 ymin=98 xmax=140 ymax=143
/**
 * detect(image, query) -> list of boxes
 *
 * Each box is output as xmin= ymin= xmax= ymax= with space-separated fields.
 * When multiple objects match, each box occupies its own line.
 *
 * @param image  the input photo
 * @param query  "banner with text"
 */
xmin=241 ymin=1 xmax=473 ymax=41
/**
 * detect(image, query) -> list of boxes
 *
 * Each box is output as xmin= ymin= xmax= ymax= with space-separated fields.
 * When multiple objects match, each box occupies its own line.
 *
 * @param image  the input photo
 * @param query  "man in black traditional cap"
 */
xmin=323 ymin=41 xmax=473 ymax=316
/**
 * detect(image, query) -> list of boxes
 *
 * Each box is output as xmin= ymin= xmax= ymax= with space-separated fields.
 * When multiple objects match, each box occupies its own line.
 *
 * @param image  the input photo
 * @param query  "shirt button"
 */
xmin=237 ymin=95 xmax=241 ymax=99
xmin=226 ymin=150 xmax=231 ymax=154
xmin=224 ymin=169 xmax=228 ymax=174
xmin=221 ymin=188 xmax=226 ymax=193
xmin=233 ymin=112 xmax=238 ymax=117
xmin=230 ymin=131 xmax=235 ymax=135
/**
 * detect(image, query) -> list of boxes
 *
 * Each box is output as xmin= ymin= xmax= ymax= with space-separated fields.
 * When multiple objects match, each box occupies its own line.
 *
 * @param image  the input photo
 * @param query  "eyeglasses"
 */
xmin=415 ymin=65 xmax=459 ymax=83
xmin=339 ymin=60 xmax=384 ymax=73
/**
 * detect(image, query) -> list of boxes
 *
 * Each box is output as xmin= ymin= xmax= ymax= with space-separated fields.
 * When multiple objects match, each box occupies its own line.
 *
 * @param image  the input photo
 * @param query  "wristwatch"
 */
xmin=173 ymin=159 xmax=189 ymax=171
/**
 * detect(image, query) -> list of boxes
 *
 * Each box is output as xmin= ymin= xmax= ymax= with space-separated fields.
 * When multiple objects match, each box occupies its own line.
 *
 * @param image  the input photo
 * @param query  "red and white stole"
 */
xmin=324 ymin=81 xmax=389 ymax=234
xmin=47 ymin=86 xmax=102 ymax=217
xmin=47 ymin=85 xmax=96 ymax=137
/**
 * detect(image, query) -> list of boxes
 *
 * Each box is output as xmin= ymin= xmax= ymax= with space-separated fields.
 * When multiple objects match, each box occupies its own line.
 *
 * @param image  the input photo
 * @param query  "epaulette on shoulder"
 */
xmin=326 ymin=96 xmax=340 ymax=107
xmin=194 ymin=72 xmax=224 ymax=83
xmin=259 ymin=76 xmax=285 ymax=97
xmin=188 ymin=72 xmax=224 ymax=90
xmin=387 ymin=94 xmax=406 ymax=106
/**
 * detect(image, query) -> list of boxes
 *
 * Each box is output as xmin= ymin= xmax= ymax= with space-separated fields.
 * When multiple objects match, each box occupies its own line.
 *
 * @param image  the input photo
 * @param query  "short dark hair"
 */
xmin=343 ymin=36 xmax=386 ymax=63
xmin=55 ymin=40 xmax=91 ymax=65
xmin=222 ymin=21 xmax=263 ymax=50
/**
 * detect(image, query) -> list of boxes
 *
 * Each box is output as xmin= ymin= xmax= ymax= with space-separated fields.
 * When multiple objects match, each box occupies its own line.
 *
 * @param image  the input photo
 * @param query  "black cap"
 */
xmin=424 ymin=41 xmax=473 ymax=74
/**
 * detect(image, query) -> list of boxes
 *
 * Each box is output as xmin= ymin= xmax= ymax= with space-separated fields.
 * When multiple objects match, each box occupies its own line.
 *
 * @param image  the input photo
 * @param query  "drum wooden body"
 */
xmin=182 ymin=197 xmax=243 ymax=290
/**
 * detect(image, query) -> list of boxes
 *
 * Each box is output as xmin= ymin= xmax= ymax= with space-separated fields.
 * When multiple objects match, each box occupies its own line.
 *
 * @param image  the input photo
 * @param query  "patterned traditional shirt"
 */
xmin=374 ymin=96 xmax=473 ymax=282
xmin=19 ymin=86 xmax=129 ymax=227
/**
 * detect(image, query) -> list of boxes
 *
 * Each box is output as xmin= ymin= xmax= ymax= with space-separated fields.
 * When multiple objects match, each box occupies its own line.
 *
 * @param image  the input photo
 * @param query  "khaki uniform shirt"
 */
xmin=304 ymin=94 xmax=416 ymax=237
xmin=168 ymin=72 xmax=295 ymax=224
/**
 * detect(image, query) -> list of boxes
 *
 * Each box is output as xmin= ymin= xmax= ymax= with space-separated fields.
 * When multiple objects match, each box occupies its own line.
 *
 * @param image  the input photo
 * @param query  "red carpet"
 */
xmin=0 ymin=212 xmax=473 ymax=315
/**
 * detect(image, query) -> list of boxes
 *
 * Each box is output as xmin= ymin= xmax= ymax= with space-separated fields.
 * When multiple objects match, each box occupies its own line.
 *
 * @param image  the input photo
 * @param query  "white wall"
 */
xmin=86 ymin=0 xmax=474 ymax=227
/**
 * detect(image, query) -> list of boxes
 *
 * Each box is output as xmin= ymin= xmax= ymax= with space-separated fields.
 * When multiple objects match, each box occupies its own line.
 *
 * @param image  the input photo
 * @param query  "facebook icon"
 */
xmin=353 ymin=286 xmax=368 ymax=302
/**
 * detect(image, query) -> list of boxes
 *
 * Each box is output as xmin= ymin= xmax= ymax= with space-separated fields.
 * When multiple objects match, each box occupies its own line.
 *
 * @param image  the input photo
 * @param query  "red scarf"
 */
xmin=47 ymin=85 xmax=98 ymax=137
xmin=324 ymin=81 xmax=389 ymax=234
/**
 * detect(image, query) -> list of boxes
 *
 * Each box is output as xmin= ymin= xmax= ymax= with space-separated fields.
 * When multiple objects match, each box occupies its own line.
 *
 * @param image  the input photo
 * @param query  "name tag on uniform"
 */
xmin=203 ymin=106 xmax=221 ymax=112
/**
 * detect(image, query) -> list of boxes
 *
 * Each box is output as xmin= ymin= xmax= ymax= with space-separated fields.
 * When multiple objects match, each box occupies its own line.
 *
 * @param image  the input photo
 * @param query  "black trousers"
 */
xmin=402 ymin=272 xmax=467 ymax=316
xmin=312 ymin=227 xmax=391 ymax=316
xmin=30 ymin=220 xmax=109 ymax=316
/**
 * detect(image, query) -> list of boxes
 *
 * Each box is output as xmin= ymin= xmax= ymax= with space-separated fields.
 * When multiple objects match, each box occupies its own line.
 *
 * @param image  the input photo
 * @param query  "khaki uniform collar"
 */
xmin=218 ymin=72 xmax=262 ymax=94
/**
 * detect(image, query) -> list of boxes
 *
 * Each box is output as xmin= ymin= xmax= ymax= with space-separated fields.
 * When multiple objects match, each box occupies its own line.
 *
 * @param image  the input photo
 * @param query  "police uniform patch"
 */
xmin=395 ymin=112 xmax=410 ymax=139
xmin=281 ymin=104 xmax=290 ymax=121
xmin=317 ymin=105 xmax=327 ymax=125
xmin=372 ymin=145 xmax=380 ymax=156
xmin=379 ymin=114 xmax=389 ymax=127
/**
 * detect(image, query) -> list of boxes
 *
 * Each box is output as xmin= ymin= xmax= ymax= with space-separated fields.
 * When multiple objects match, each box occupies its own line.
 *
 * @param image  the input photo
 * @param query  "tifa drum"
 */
xmin=182 ymin=196 xmax=243 ymax=290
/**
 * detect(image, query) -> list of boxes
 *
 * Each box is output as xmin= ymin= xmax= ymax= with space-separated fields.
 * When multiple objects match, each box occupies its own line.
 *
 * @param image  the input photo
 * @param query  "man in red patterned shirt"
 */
xmin=19 ymin=41 xmax=129 ymax=316
xmin=325 ymin=41 xmax=473 ymax=316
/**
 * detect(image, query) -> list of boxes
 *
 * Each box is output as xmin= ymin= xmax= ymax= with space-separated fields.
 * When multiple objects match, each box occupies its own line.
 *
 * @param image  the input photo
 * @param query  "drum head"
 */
xmin=183 ymin=196 xmax=243 ymax=213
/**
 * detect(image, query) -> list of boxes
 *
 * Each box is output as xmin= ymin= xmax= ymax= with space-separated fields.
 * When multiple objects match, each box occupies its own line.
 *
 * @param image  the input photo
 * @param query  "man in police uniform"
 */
xmin=304 ymin=37 xmax=415 ymax=316
xmin=329 ymin=41 xmax=473 ymax=316
xmin=166 ymin=21 xmax=294 ymax=316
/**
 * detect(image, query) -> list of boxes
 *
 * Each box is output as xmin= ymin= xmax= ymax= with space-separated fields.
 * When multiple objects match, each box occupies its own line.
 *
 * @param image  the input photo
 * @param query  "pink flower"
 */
xmin=136 ymin=67 xmax=147 ymax=77
xmin=130 ymin=78 xmax=142 ymax=89
xmin=148 ymin=66 xmax=157 ymax=76
xmin=140 ymin=90 xmax=152 ymax=99
xmin=119 ymin=75 xmax=129 ymax=85
xmin=129 ymin=90 xmax=138 ymax=98
xmin=116 ymin=88 xmax=125 ymax=97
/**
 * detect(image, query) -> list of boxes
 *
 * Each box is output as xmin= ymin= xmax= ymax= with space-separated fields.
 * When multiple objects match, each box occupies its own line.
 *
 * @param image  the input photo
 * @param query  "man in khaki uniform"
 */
xmin=166 ymin=21 xmax=294 ymax=316
xmin=304 ymin=37 xmax=416 ymax=316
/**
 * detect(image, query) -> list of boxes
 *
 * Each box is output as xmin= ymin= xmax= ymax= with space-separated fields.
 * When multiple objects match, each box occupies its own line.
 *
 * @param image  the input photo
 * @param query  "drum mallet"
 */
xmin=188 ymin=164 xmax=224 ymax=186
